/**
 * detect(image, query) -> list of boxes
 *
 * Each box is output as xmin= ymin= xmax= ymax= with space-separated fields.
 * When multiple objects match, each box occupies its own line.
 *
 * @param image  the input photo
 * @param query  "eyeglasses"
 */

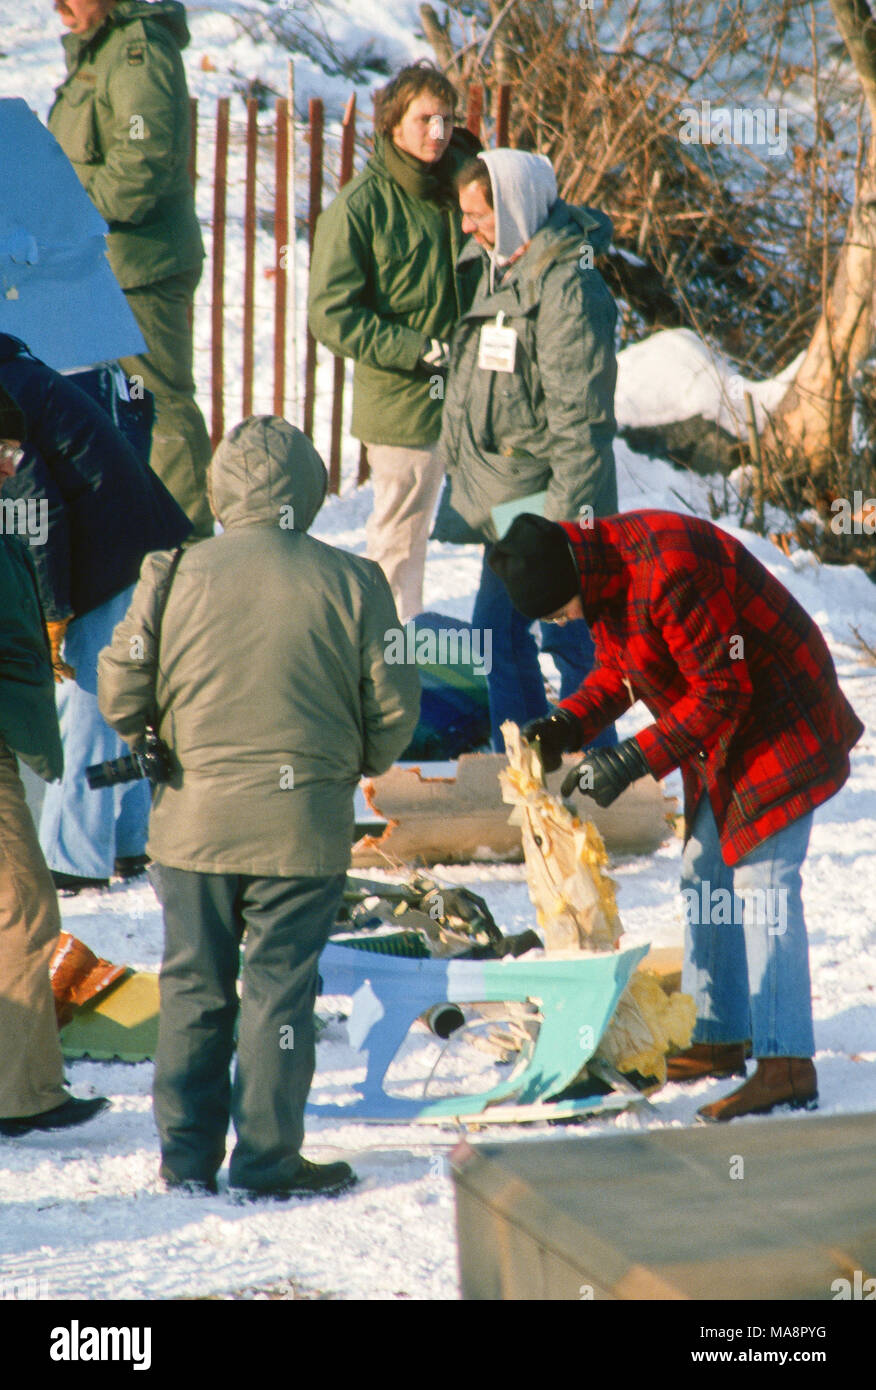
xmin=0 ymin=442 xmax=24 ymax=470
xmin=461 ymin=209 xmax=493 ymax=228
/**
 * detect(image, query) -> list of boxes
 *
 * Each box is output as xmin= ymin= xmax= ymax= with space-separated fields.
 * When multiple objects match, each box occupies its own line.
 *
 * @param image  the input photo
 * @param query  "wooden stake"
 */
xmin=242 ymin=98 xmax=258 ymax=419
xmin=210 ymin=97 xmax=229 ymax=449
xmin=188 ymin=96 xmax=197 ymax=191
xmin=495 ymin=84 xmax=511 ymax=147
xmin=287 ymin=60 xmax=298 ymax=420
xmin=303 ymin=97 xmax=324 ymax=440
xmin=273 ymin=98 xmax=289 ymax=417
xmin=744 ymin=390 xmax=765 ymax=534
xmin=329 ymin=94 xmax=357 ymax=495
xmin=466 ymin=83 xmax=484 ymax=139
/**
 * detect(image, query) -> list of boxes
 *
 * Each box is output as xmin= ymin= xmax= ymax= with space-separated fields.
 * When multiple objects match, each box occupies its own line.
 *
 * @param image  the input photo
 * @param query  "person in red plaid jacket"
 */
xmin=489 ymin=510 xmax=865 ymax=1123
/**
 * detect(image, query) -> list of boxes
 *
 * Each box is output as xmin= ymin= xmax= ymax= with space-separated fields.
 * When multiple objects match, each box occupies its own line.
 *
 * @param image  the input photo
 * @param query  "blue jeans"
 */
xmin=680 ymin=797 xmax=815 ymax=1058
xmin=39 ymin=586 xmax=150 ymax=878
xmin=473 ymin=547 xmax=617 ymax=752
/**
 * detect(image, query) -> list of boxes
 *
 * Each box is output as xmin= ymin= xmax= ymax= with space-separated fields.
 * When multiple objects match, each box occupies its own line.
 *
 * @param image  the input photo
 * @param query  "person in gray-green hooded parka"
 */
xmin=49 ymin=0 xmax=212 ymax=537
xmin=433 ymin=149 xmax=620 ymax=753
xmin=97 ymin=416 xmax=420 ymax=1197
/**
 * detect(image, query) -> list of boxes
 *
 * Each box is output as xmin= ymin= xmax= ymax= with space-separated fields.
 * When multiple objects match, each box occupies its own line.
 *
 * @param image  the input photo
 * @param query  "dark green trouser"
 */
xmin=150 ymin=865 xmax=346 ymax=1189
xmin=119 ymin=269 xmax=213 ymax=539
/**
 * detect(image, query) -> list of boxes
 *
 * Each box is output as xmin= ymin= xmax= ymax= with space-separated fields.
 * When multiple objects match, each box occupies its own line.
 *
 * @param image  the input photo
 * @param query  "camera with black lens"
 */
xmin=86 ymin=726 xmax=173 ymax=789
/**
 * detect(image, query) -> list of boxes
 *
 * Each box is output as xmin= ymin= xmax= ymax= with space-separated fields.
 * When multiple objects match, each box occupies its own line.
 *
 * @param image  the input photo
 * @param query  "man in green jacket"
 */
xmin=308 ymin=62 xmax=480 ymax=622
xmin=49 ymin=0 xmax=212 ymax=537
xmin=0 ymin=387 xmax=108 ymax=1136
xmin=98 ymin=417 xmax=420 ymax=1197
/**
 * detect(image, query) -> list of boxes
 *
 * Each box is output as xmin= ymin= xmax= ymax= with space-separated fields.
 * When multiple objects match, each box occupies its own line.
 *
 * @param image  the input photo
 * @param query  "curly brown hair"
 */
xmin=374 ymin=62 xmax=458 ymax=138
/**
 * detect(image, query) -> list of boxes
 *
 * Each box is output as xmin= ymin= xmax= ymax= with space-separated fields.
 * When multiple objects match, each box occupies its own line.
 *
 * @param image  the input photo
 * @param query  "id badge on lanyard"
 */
xmin=478 ymin=310 xmax=518 ymax=373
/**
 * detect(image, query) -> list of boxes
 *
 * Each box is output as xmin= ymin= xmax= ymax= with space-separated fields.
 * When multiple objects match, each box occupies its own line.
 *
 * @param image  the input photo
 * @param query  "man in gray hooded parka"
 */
xmin=433 ymin=150 xmax=619 ymax=752
xmin=98 ymin=417 xmax=420 ymax=1197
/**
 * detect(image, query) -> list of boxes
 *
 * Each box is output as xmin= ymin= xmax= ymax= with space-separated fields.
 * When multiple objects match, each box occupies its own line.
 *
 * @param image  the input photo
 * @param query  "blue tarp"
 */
xmin=400 ymin=611 xmax=492 ymax=760
xmin=0 ymin=98 xmax=145 ymax=371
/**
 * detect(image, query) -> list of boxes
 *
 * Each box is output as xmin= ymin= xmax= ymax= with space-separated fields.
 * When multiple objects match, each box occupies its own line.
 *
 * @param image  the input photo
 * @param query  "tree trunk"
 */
xmin=772 ymin=0 xmax=876 ymax=485
xmin=772 ymin=157 xmax=876 ymax=480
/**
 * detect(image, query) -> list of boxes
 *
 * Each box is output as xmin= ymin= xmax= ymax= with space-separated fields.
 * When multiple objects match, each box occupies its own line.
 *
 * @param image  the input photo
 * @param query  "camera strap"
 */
xmin=149 ymin=545 xmax=185 ymax=731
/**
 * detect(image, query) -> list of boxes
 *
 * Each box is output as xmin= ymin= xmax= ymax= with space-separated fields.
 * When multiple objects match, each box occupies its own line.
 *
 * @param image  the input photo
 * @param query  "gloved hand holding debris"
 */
xmin=520 ymin=707 xmax=583 ymax=772
xmin=560 ymin=738 xmax=650 ymax=807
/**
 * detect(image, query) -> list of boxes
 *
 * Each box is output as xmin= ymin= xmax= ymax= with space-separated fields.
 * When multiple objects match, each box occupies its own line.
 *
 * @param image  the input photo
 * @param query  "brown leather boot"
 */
xmin=665 ymin=1042 xmax=748 ymax=1083
xmin=697 ymin=1057 xmax=818 ymax=1123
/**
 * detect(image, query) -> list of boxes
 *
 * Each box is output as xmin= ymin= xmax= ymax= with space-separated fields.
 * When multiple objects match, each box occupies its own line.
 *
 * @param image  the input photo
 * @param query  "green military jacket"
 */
xmin=48 ymin=0 xmax=203 ymax=290
xmin=308 ymin=131 xmax=481 ymax=447
xmin=433 ymin=200 xmax=619 ymax=545
xmin=0 ymin=536 xmax=63 ymax=782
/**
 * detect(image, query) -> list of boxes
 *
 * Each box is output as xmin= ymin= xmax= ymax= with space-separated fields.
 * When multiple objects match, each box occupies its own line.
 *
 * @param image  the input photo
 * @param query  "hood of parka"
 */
xmin=523 ymin=199 xmax=614 ymax=276
xmin=478 ymin=149 xmax=558 ymax=261
xmin=65 ymin=0 xmax=191 ymax=56
xmin=207 ymin=416 xmax=328 ymax=532
xmin=477 ymin=147 xmax=612 ymax=263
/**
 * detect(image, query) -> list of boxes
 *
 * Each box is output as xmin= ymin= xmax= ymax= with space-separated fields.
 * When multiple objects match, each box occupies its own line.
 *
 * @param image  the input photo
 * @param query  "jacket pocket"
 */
xmin=773 ymin=669 xmax=832 ymax=774
xmin=465 ymin=449 xmax=551 ymax=539
xmin=54 ymin=78 xmax=101 ymax=165
xmin=372 ymin=227 xmax=430 ymax=316
xmin=491 ymin=388 xmax=538 ymax=442
xmin=479 ymin=445 xmax=549 ymax=491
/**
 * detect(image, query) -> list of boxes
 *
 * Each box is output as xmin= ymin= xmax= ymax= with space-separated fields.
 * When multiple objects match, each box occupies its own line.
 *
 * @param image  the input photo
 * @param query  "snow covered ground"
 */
xmin=4 ymin=444 xmax=873 ymax=1303
xmin=1 ymin=2 xmax=875 ymax=1303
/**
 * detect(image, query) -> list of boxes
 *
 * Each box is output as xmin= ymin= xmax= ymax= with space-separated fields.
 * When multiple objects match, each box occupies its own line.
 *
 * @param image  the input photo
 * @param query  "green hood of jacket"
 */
xmin=208 ymin=417 xmax=328 ymax=532
xmin=368 ymin=130 xmax=466 ymax=204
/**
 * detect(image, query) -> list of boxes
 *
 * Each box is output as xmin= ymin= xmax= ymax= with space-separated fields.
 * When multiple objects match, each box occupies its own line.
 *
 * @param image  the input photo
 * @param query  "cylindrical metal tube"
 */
xmin=423 ymin=1004 xmax=465 ymax=1040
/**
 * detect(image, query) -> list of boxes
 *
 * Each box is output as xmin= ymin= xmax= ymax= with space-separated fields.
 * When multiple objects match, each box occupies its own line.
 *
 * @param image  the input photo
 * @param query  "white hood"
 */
xmin=478 ymin=149 xmax=558 ymax=264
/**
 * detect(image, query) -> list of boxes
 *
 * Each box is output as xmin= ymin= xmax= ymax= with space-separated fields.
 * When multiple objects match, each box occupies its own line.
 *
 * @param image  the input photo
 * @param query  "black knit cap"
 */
xmin=0 ymin=383 xmax=25 ymax=442
xmin=488 ymin=514 xmax=580 ymax=619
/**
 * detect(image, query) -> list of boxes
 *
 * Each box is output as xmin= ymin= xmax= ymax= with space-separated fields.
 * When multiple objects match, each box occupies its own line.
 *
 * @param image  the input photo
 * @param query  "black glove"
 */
xmin=520 ymin=708 xmax=583 ymax=773
xmin=560 ymin=737 xmax=649 ymax=807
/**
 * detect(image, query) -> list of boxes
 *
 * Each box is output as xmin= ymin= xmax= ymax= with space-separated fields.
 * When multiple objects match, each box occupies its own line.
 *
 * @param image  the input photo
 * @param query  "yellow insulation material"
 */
xmin=598 ymin=971 xmax=697 ymax=1085
xmin=499 ymin=720 xmax=694 ymax=1083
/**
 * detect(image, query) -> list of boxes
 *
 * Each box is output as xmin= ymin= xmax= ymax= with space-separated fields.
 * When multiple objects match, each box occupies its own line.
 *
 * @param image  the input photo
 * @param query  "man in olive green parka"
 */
xmin=308 ymin=62 xmax=481 ymax=623
xmin=49 ymin=0 xmax=212 ymax=536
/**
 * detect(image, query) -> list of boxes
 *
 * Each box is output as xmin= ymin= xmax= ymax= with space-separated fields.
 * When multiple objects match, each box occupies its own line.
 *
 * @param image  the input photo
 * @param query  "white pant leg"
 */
xmin=362 ymin=443 xmax=443 ymax=624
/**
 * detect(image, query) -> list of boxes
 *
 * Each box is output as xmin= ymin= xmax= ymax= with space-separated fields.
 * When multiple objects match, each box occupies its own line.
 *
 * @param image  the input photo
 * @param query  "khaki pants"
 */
xmin=363 ymin=443 xmax=443 ymax=624
xmin=0 ymin=741 xmax=67 ymax=1119
xmin=120 ymin=269 xmax=214 ymax=539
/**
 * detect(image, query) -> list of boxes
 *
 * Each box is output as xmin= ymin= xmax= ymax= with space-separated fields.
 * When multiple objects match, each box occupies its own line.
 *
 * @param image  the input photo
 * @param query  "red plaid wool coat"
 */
xmin=558 ymin=511 xmax=864 ymax=864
